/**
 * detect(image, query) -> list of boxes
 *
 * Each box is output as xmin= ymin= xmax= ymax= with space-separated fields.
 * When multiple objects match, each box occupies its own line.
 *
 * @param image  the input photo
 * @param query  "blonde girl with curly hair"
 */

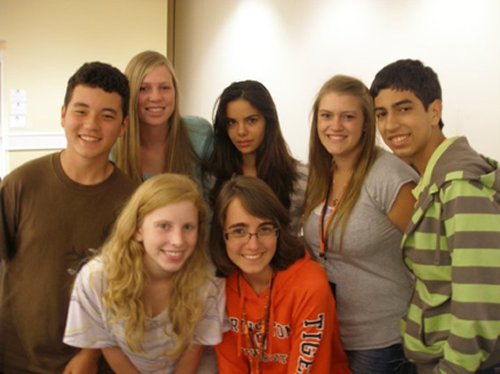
xmin=64 ymin=174 xmax=226 ymax=373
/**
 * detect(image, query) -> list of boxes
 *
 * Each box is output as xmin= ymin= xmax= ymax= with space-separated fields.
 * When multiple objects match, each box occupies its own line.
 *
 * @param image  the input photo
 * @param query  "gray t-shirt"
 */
xmin=303 ymin=149 xmax=419 ymax=350
xmin=289 ymin=162 xmax=308 ymax=236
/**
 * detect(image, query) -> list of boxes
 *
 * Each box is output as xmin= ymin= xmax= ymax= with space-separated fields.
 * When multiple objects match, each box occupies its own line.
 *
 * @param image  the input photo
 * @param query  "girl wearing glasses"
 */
xmin=64 ymin=174 xmax=226 ymax=373
xmin=210 ymin=176 xmax=350 ymax=374
xmin=301 ymin=75 xmax=418 ymax=373
xmin=206 ymin=80 xmax=307 ymax=234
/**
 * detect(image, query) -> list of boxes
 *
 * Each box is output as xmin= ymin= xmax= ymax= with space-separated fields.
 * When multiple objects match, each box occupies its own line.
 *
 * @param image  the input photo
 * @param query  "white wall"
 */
xmin=174 ymin=0 xmax=500 ymax=162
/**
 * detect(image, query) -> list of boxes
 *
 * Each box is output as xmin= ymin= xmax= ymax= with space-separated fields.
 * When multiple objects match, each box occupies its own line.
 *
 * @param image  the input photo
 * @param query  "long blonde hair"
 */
xmin=303 ymin=75 xmax=378 ymax=246
xmin=101 ymin=173 xmax=209 ymax=356
xmin=112 ymin=51 xmax=197 ymax=183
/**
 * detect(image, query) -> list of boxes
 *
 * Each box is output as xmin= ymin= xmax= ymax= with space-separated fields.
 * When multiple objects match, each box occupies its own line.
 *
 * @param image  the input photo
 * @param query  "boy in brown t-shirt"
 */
xmin=0 ymin=62 xmax=136 ymax=373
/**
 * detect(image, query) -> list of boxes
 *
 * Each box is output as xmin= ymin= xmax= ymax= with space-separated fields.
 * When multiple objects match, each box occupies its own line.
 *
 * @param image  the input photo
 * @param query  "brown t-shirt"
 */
xmin=0 ymin=152 xmax=135 ymax=373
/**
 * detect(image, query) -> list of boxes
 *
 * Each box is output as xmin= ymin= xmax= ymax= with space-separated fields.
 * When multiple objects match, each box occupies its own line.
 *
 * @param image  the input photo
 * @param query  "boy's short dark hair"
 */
xmin=64 ymin=62 xmax=130 ymax=119
xmin=370 ymin=59 xmax=444 ymax=129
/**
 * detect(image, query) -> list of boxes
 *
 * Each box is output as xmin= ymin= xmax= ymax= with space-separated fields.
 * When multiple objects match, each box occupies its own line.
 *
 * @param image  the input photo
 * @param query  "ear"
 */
xmin=428 ymin=99 xmax=442 ymax=127
xmin=134 ymin=228 xmax=143 ymax=243
xmin=119 ymin=116 xmax=129 ymax=138
xmin=60 ymin=105 xmax=67 ymax=128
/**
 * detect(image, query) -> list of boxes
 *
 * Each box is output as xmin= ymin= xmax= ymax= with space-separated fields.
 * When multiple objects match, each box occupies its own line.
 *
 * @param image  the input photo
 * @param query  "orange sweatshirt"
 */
xmin=215 ymin=252 xmax=351 ymax=373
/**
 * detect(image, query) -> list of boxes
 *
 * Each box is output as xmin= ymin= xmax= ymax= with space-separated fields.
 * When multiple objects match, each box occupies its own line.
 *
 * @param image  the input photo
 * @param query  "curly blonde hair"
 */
xmin=101 ymin=173 xmax=209 ymax=356
xmin=112 ymin=50 xmax=197 ymax=183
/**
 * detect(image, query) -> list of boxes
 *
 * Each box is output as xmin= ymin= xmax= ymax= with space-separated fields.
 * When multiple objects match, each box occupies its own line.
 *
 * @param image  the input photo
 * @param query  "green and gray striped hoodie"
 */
xmin=401 ymin=136 xmax=500 ymax=374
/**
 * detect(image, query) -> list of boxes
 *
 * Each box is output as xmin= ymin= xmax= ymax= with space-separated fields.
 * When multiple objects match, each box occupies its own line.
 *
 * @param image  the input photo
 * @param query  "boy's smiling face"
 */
xmin=61 ymin=85 xmax=127 ymax=165
xmin=374 ymin=88 xmax=442 ymax=173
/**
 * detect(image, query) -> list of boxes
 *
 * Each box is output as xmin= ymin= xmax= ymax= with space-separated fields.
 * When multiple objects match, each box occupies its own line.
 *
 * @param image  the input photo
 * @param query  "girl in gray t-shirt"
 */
xmin=302 ymin=75 xmax=419 ymax=374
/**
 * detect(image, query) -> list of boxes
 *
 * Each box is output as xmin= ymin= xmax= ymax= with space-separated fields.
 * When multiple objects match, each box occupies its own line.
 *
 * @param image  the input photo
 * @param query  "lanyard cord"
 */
xmin=237 ymin=270 xmax=276 ymax=374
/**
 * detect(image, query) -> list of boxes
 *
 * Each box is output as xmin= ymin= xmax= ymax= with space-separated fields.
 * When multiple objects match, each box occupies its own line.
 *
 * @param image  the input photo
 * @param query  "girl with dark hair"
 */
xmin=210 ymin=175 xmax=350 ymax=374
xmin=206 ymin=80 xmax=307 ymax=234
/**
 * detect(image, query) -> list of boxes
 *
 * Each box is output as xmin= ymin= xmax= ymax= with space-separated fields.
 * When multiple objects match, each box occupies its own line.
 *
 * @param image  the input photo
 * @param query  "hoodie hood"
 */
xmin=417 ymin=136 xmax=498 ymax=196
xmin=404 ymin=136 xmax=500 ymax=263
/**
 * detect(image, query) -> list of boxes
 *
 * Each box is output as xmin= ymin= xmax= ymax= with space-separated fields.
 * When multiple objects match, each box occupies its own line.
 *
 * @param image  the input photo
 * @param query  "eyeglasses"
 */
xmin=224 ymin=225 xmax=279 ymax=243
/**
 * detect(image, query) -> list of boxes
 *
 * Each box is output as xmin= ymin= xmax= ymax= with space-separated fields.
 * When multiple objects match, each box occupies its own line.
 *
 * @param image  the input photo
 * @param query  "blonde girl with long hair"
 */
xmin=302 ymin=75 xmax=418 ymax=373
xmin=64 ymin=174 xmax=226 ymax=373
xmin=112 ymin=51 xmax=213 ymax=185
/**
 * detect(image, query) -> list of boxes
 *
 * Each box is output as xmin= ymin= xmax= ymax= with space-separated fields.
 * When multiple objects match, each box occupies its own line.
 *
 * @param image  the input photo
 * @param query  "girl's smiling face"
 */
xmin=137 ymin=65 xmax=176 ymax=128
xmin=223 ymin=198 xmax=277 ymax=286
xmin=317 ymin=92 xmax=365 ymax=164
xmin=136 ymin=200 xmax=198 ymax=278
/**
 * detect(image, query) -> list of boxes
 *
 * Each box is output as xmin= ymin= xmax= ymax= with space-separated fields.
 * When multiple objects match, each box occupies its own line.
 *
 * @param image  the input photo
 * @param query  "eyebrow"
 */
xmin=374 ymin=99 xmax=414 ymax=112
xmin=141 ymin=81 xmax=173 ymax=86
xmin=72 ymin=102 xmax=118 ymax=115
xmin=154 ymin=219 xmax=172 ymax=225
xmin=155 ymin=219 xmax=196 ymax=225
xmin=226 ymin=220 xmax=274 ymax=229
xmin=102 ymin=108 xmax=119 ymax=115
xmin=319 ymin=108 xmax=357 ymax=114
xmin=72 ymin=102 xmax=89 ymax=109
xmin=245 ymin=114 xmax=261 ymax=120
xmin=227 ymin=113 xmax=261 ymax=121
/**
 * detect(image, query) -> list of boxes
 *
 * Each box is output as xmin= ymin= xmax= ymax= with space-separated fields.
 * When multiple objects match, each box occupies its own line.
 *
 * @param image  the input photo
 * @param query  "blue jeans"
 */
xmin=346 ymin=344 xmax=417 ymax=374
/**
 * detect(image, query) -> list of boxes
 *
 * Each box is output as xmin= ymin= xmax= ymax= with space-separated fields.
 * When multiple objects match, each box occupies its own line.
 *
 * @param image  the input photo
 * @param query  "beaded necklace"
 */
xmin=237 ymin=270 xmax=276 ymax=374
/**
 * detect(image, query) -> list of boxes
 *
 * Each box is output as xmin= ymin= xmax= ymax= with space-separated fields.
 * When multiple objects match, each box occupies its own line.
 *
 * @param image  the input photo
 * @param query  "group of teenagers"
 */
xmin=0 ymin=50 xmax=499 ymax=374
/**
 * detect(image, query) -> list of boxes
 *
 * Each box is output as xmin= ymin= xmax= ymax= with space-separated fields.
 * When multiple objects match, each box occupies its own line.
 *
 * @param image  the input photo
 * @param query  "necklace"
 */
xmin=331 ymin=179 xmax=340 ymax=206
xmin=237 ymin=270 xmax=276 ymax=374
xmin=318 ymin=170 xmax=351 ymax=262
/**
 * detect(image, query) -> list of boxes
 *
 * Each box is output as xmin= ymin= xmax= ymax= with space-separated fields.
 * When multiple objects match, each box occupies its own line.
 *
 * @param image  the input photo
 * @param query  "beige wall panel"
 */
xmin=0 ymin=0 xmax=168 ymax=175
xmin=8 ymin=150 xmax=55 ymax=172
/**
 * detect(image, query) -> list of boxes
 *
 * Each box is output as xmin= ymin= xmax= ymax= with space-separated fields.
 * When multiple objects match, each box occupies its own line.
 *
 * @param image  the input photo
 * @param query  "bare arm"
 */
xmin=388 ymin=182 xmax=417 ymax=233
xmin=63 ymin=349 xmax=101 ymax=374
xmin=102 ymin=347 xmax=140 ymax=374
xmin=174 ymin=344 xmax=205 ymax=374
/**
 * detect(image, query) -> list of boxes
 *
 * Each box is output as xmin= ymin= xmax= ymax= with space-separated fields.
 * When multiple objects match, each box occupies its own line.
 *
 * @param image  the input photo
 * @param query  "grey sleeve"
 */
xmin=365 ymin=151 xmax=419 ymax=214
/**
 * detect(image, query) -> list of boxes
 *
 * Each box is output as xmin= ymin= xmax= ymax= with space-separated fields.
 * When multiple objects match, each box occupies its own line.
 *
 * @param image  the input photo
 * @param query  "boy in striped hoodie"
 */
xmin=370 ymin=59 xmax=500 ymax=374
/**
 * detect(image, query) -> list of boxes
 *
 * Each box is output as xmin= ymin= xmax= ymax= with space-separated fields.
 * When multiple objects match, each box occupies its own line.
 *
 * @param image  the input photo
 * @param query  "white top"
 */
xmin=64 ymin=257 xmax=226 ymax=374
